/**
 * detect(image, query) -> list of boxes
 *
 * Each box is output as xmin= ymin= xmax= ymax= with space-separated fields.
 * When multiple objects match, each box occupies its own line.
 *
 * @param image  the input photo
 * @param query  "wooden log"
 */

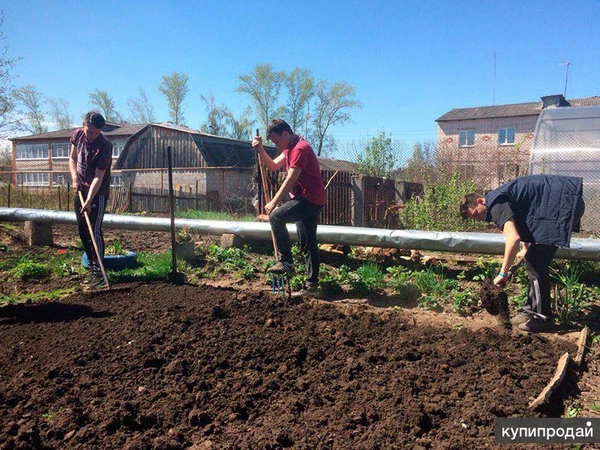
xmin=574 ymin=327 xmax=589 ymax=367
xmin=529 ymin=352 xmax=570 ymax=410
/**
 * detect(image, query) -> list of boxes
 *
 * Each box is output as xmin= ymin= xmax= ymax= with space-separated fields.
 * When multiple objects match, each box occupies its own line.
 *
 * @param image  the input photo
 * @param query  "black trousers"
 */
xmin=522 ymin=244 xmax=558 ymax=319
xmin=74 ymin=193 xmax=107 ymax=272
xmin=269 ymin=196 xmax=323 ymax=284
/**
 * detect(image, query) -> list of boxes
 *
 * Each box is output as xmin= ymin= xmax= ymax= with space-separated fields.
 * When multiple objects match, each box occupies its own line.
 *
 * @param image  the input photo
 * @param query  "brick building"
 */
xmin=436 ymin=94 xmax=600 ymax=189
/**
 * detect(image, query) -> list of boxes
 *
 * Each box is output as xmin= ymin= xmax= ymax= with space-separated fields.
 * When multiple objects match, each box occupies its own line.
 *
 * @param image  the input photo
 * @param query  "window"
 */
xmin=52 ymin=173 xmax=70 ymax=186
xmin=16 ymin=172 xmax=49 ymax=186
xmin=15 ymin=143 xmax=48 ymax=159
xmin=498 ymin=127 xmax=515 ymax=145
xmin=112 ymin=141 xmax=125 ymax=158
xmin=51 ymin=142 xmax=71 ymax=159
xmin=110 ymin=174 xmax=124 ymax=186
xmin=459 ymin=130 xmax=475 ymax=147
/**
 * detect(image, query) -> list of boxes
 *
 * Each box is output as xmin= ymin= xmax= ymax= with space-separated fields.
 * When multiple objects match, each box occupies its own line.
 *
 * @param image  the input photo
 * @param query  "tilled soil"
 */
xmin=0 ymin=282 xmax=576 ymax=449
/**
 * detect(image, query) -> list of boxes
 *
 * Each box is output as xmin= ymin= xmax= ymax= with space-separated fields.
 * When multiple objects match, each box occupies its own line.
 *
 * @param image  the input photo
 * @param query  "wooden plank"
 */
xmin=574 ymin=327 xmax=589 ymax=367
xmin=529 ymin=352 xmax=570 ymax=410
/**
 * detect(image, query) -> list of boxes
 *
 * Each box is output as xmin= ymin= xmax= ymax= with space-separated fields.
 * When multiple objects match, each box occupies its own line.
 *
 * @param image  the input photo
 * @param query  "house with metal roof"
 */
xmin=436 ymin=94 xmax=600 ymax=189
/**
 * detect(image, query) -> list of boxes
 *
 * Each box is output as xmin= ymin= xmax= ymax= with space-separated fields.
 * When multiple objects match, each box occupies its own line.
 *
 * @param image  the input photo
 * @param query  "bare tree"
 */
xmin=159 ymin=72 xmax=189 ymax=126
xmin=88 ymin=89 xmax=122 ymax=123
xmin=284 ymin=68 xmax=314 ymax=135
xmin=0 ymin=12 xmax=25 ymax=138
xmin=13 ymin=85 xmax=47 ymax=134
xmin=127 ymin=87 xmax=155 ymax=123
xmin=236 ymin=63 xmax=283 ymax=133
xmin=311 ymin=80 xmax=362 ymax=156
xmin=48 ymin=97 xmax=73 ymax=130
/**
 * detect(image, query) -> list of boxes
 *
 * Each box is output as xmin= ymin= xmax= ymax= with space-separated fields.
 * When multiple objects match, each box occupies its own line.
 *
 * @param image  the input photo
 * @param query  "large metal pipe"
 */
xmin=1 ymin=207 xmax=599 ymax=261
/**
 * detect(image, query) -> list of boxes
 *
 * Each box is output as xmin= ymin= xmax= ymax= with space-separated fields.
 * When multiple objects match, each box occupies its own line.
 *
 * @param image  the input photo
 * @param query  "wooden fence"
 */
xmin=0 ymin=173 xmax=421 ymax=229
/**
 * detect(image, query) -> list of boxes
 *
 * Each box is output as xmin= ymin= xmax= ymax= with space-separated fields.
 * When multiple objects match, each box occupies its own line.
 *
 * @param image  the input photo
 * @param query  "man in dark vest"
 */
xmin=460 ymin=174 xmax=585 ymax=333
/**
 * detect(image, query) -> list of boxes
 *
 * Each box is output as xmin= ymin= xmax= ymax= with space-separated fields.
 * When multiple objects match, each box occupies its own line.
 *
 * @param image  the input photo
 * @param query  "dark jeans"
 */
xmin=74 ymin=193 xmax=107 ymax=271
xmin=522 ymin=244 xmax=558 ymax=320
xmin=269 ymin=196 xmax=323 ymax=284
xmin=521 ymin=196 xmax=585 ymax=319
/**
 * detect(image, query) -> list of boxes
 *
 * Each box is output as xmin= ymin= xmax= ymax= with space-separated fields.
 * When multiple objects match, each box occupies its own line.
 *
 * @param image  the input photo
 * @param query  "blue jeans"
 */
xmin=269 ymin=196 xmax=323 ymax=284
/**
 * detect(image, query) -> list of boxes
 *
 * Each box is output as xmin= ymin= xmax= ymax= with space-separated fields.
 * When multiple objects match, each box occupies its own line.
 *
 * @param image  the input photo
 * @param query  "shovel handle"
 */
xmin=78 ymin=191 xmax=110 ymax=289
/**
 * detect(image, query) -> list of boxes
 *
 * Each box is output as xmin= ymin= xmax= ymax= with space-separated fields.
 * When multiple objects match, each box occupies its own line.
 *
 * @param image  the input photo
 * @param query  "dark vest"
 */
xmin=485 ymin=174 xmax=583 ymax=247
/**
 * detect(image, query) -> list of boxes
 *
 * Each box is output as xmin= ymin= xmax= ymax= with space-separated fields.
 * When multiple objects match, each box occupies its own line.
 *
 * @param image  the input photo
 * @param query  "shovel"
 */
xmin=78 ymin=191 xmax=110 ymax=290
xmin=480 ymin=254 xmax=525 ymax=328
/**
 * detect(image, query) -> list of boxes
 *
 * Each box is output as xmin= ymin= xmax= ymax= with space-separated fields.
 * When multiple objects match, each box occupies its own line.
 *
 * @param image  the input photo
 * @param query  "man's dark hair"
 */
xmin=266 ymin=119 xmax=293 ymax=137
xmin=84 ymin=111 xmax=106 ymax=130
xmin=459 ymin=192 xmax=484 ymax=219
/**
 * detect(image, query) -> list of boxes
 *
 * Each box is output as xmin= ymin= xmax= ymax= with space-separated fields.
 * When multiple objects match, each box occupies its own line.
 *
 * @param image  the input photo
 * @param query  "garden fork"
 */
xmin=254 ymin=129 xmax=290 ymax=297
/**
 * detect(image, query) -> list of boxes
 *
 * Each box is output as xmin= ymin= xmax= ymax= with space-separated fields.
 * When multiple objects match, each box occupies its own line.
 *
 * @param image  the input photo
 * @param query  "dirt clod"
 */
xmin=480 ymin=280 xmax=511 ymax=328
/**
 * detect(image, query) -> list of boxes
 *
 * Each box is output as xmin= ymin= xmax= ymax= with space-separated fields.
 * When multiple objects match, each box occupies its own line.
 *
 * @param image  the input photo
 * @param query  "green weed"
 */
xmin=106 ymin=240 xmax=127 ymax=255
xmin=551 ymin=263 xmax=588 ymax=326
xmin=9 ymin=256 xmax=50 ymax=281
xmin=472 ymin=257 xmax=499 ymax=281
xmin=451 ymin=288 xmax=477 ymax=315
xmin=563 ymin=405 xmax=580 ymax=419
xmin=350 ymin=262 xmax=385 ymax=294
xmin=413 ymin=267 xmax=459 ymax=310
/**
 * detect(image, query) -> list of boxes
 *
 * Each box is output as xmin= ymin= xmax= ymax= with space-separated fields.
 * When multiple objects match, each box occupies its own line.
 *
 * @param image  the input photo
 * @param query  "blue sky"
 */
xmin=3 ymin=0 xmax=599 ymax=151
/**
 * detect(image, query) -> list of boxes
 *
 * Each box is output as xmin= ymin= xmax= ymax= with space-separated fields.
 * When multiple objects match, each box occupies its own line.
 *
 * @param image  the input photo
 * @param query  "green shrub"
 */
xmin=400 ymin=171 xmax=486 ymax=232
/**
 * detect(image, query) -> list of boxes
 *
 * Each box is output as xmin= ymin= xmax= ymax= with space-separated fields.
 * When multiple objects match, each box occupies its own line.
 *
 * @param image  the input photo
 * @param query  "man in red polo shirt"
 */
xmin=252 ymin=119 xmax=326 ymax=298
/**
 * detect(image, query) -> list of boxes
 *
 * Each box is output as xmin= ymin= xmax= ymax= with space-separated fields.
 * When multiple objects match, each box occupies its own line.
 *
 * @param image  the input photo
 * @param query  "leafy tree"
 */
xmin=0 ymin=12 xmax=25 ymax=138
xmin=311 ymin=80 xmax=361 ymax=156
xmin=159 ymin=71 xmax=189 ymax=126
xmin=127 ymin=88 xmax=155 ymax=123
xmin=199 ymin=95 xmax=255 ymax=140
xmin=13 ymin=85 xmax=47 ymax=134
xmin=403 ymin=140 xmax=437 ymax=182
xmin=356 ymin=131 xmax=396 ymax=177
xmin=229 ymin=106 xmax=255 ymax=140
xmin=48 ymin=97 xmax=73 ymax=130
xmin=199 ymin=94 xmax=233 ymax=136
xmin=283 ymin=68 xmax=314 ymax=135
xmin=236 ymin=63 xmax=283 ymax=133
xmin=88 ymin=89 xmax=122 ymax=123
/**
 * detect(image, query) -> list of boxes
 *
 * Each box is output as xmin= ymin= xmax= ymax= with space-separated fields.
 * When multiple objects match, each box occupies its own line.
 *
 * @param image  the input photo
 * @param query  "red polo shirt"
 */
xmin=284 ymin=137 xmax=326 ymax=206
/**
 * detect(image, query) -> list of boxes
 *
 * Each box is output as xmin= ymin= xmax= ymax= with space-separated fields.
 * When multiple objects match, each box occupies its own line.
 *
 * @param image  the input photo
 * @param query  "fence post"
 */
xmin=128 ymin=182 xmax=133 ymax=213
xmin=195 ymin=180 xmax=199 ymax=211
xmin=58 ymin=186 xmax=62 ymax=210
xmin=7 ymin=178 xmax=10 ymax=208
xmin=351 ymin=175 xmax=364 ymax=227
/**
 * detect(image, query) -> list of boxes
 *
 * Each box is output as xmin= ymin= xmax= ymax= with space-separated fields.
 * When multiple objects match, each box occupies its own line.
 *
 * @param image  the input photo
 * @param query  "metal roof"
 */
xmin=318 ymin=157 xmax=359 ymax=173
xmin=10 ymin=123 xmax=148 ymax=141
xmin=436 ymin=96 xmax=600 ymax=122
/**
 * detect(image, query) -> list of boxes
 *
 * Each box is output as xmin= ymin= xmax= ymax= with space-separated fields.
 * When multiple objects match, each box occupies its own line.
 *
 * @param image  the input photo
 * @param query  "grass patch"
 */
xmin=176 ymin=210 xmax=256 ymax=221
xmin=0 ymin=286 xmax=77 ymax=306
xmin=110 ymin=251 xmax=192 ymax=283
